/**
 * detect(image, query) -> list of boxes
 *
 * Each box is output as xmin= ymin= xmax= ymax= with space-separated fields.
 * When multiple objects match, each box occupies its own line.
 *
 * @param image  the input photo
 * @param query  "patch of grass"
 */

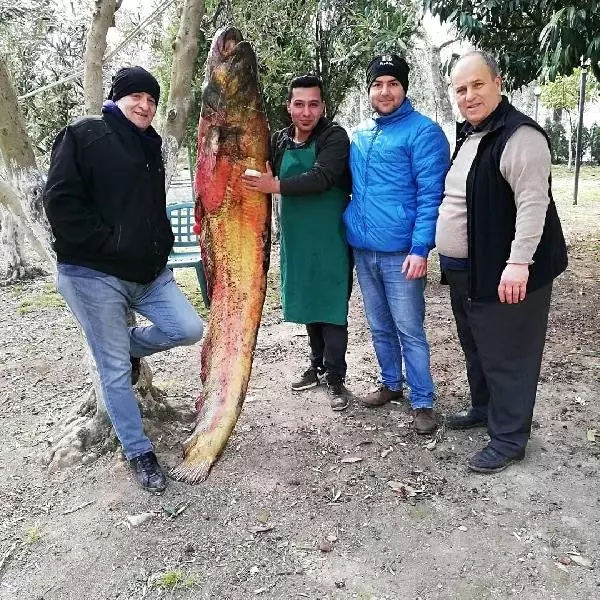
xmin=264 ymin=264 xmax=281 ymax=314
xmin=407 ymin=504 xmax=430 ymax=520
xmin=25 ymin=526 xmax=41 ymax=544
xmin=173 ymin=267 xmax=209 ymax=317
xmin=154 ymin=569 xmax=197 ymax=590
xmin=551 ymin=164 xmax=600 ymax=205
xmin=18 ymin=283 xmax=64 ymax=314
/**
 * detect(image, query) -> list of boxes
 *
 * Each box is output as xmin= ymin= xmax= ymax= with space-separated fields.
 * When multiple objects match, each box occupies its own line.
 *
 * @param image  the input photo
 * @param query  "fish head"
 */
xmin=202 ymin=26 xmax=263 ymax=122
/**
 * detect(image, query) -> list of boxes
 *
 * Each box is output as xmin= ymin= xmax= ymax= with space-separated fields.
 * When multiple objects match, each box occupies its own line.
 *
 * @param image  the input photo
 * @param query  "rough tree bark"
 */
xmin=429 ymin=38 xmax=456 ymax=127
xmin=161 ymin=0 xmax=206 ymax=188
xmin=0 ymin=58 xmax=54 ymax=280
xmin=83 ymin=0 xmax=119 ymax=115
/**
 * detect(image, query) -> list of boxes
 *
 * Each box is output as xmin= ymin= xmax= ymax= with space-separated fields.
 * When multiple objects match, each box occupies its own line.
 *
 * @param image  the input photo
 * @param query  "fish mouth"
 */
xmin=215 ymin=26 xmax=244 ymax=58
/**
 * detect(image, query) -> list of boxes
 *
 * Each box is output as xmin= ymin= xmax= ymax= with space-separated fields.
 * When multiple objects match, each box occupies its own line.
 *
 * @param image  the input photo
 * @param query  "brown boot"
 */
xmin=413 ymin=408 xmax=437 ymax=435
xmin=361 ymin=385 xmax=403 ymax=408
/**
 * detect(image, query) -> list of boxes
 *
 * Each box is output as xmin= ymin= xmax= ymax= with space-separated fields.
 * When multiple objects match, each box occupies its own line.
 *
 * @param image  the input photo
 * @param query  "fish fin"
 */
xmin=169 ymin=459 xmax=213 ymax=484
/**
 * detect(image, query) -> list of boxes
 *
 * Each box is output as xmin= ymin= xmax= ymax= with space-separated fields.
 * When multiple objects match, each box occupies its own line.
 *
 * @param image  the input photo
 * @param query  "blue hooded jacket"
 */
xmin=344 ymin=98 xmax=450 ymax=256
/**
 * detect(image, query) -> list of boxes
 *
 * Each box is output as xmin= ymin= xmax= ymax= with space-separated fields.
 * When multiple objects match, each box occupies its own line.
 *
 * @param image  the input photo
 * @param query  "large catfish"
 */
xmin=170 ymin=27 xmax=271 ymax=483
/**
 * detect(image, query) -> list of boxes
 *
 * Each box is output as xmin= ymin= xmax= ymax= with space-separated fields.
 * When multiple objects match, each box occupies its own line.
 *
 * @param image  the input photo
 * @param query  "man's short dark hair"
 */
xmin=287 ymin=75 xmax=324 ymax=102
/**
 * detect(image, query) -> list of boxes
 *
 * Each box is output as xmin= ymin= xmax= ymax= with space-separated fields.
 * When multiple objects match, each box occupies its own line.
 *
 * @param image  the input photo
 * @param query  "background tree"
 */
xmin=423 ymin=1 xmax=600 ymax=87
xmin=589 ymin=124 xmax=600 ymax=165
xmin=539 ymin=69 xmax=598 ymax=167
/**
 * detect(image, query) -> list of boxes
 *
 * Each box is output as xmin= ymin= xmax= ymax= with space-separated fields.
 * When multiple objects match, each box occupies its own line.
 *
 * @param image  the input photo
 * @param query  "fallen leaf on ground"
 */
xmin=249 ymin=525 xmax=275 ymax=534
xmin=554 ymin=561 xmax=569 ymax=573
xmin=424 ymin=439 xmax=437 ymax=450
xmin=126 ymin=512 xmax=154 ymax=527
xmin=381 ymin=446 xmax=393 ymax=458
xmin=567 ymin=552 xmax=593 ymax=569
xmin=387 ymin=480 xmax=418 ymax=498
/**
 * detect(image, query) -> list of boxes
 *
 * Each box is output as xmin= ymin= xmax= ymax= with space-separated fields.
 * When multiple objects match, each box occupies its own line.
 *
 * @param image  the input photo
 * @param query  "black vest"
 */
xmin=455 ymin=97 xmax=568 ymax=302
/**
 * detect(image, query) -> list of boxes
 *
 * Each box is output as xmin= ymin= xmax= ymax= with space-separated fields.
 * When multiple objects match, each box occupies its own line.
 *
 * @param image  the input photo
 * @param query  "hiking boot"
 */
xmin=327 ymin=381 xmax=349 ymax=412
xmin=361 ymin=385 xmax=403 ymax=408
xmin=445 ymin=409 xmax=487 ymax=430
xmin=413 ymin=408 xmax=437 ymax=435
xmin=291 ymin=366 xmax=324 ymax=391
xmin=468 ymin=445 xmax=525 ymax=474
xmin=128 ymin=451 xmax=167 ymax=493
xmin=130 ymin=356 xmax=141 ymax=385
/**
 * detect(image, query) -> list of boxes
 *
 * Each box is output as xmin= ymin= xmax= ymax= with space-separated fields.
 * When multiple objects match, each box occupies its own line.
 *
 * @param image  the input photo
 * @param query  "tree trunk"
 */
xmin=162 ymin=0 xmax=206 ymax=188
xmin=430 ymin=39 xmax=456 ymax=126
xmin=0 ymin=207 xmax=26 ymax=283
xmin=0 ymin=58 xmax=54 ymax=279
xmin=83 ymin=0 xmax=118 ymax=115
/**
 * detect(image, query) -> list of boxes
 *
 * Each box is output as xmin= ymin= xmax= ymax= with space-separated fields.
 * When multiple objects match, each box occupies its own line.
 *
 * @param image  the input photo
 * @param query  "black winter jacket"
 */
xmin=456 ymin=97 xmax=568 ymax=302
xmin=43 ymin=109 xmax=174 ymax=283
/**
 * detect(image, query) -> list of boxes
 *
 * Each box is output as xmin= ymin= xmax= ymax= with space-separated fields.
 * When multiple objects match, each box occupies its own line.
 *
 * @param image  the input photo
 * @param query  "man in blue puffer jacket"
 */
xmin=344 ymin=55 xmax=450 ymax=434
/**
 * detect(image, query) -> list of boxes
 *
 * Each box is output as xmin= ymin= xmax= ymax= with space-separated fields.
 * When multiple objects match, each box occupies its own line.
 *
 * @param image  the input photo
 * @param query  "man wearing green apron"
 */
xmin=243 ymin=75 xmax=352 ymax=411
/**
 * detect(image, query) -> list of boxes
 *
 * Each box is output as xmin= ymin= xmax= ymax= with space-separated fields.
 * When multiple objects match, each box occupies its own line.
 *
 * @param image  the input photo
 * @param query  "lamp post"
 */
xmin=533 ymin=85 xmax=542 ymax=122
xmin=573 ymin=61 xmax=590 ymax=206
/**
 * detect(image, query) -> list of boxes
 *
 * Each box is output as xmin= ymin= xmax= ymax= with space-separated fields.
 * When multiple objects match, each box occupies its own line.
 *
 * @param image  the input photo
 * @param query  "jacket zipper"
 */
xmin=362 ymin=126 xmax=380 ymax=245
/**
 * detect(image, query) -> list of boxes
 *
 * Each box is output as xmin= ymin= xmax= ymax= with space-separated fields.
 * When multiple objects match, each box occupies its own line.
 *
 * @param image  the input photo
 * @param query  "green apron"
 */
xmin=279 ymin=140 xmax=350 ymax=325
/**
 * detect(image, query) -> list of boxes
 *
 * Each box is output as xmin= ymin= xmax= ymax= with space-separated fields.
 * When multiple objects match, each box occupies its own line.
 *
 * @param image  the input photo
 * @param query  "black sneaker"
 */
xmin=128 ymin=451 xmax=167 ymax=492
xmin=130 ymin=356 xmax=141 ymax=385
xmin=327 ymin=382 xmax=349 ymax=411
xmin=291 ymin=367 xmax=324 ymax=391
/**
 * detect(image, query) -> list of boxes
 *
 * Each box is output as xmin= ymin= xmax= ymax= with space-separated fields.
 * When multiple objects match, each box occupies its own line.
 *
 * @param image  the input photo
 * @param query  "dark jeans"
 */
xmin=444 ymin=269 xmax=552 ymax=456
xmin=306 ymin=322 xmax=348 ymax=384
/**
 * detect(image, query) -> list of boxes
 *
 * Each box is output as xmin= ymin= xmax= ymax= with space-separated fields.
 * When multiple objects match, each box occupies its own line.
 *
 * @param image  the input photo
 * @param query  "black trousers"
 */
xmin=306 ymin=322 xmax=348 ymax=384
xmin=444 ymin=270 xmax=552 ymax=455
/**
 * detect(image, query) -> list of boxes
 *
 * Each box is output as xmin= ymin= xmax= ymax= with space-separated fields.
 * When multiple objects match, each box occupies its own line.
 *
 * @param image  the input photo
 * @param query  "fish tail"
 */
xmin=169 ymin=458 xmax=214 ymax=484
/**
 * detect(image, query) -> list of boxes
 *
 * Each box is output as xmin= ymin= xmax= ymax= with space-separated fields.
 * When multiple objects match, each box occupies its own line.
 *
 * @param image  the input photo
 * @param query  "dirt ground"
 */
xmin=0 ymin=175 xmax=599 ymax=599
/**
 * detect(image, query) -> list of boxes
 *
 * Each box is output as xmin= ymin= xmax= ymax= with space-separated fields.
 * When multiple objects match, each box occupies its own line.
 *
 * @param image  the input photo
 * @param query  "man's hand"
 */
xmin=402 ymin=254 xmax=427 ymax=280
xmin=242 ymin=161 xmax=280 ymax=194
xmin=498 ymin=263 xmax=529 ymax=304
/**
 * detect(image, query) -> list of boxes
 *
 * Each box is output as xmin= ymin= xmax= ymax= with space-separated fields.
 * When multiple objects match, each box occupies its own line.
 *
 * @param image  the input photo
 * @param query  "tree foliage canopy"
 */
xmin=540 ymin=68 xmax=599 ymax=112
xmin=424 ymin=0 xmax=600 ymax=87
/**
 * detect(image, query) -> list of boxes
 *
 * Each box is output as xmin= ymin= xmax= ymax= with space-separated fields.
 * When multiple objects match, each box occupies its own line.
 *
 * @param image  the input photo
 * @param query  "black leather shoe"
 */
xmin=468 ymin=446 xmax=525 ymax=474
xmin=130 ymin=356 xmax=141 ymax=385
xmin=129 ymin=451 xmax=167 ymax=492
xmin=445 ymin=409 xmax=487 ymax=430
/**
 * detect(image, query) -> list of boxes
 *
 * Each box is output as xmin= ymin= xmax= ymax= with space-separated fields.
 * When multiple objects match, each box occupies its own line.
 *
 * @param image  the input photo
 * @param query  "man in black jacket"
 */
xmin=44 ymin=66 xmax=204 ymax=492
xmin=435 ymin=51 xmax=567 ymax=473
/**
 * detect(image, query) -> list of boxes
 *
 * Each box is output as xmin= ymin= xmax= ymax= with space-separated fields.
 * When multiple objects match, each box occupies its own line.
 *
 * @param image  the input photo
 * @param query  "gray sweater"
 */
xmin=436 ymin=125 xmax=551 ymax=264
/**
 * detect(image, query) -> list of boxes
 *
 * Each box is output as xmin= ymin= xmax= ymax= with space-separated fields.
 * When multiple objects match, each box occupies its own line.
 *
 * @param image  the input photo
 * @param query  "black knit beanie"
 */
xmin=108 ymin=66 xmax=160 ymax=104
xmin=366 ymin=55 xmax=410 ymax=93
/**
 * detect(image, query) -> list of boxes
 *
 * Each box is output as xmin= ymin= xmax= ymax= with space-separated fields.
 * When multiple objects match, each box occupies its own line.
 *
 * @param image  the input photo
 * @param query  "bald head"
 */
xmin=451 ymin=52 xmax=503 ymax=127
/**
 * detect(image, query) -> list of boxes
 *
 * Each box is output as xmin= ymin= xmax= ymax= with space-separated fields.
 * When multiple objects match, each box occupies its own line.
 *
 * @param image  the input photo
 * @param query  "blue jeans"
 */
xmin=353 ymin=249 xmax=434 ymax=409
xmin=56 ymin=264 xmax=204 ymax=459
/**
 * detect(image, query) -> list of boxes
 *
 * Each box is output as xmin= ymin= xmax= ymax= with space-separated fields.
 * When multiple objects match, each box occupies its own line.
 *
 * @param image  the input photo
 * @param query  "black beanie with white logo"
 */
xmin=366 ymin=54 xmax=410 ymax=93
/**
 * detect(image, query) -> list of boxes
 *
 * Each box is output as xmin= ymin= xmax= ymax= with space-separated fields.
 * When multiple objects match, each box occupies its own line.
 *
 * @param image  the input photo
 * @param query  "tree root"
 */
xmin=43 ymin=359 xmax=194 ymax=470
xmin=1 ymin=264 xmax=47 ymax=285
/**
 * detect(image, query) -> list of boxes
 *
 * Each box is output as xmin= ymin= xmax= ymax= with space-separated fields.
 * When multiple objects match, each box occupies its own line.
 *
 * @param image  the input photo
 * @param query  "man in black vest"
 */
xmin=435 ymin=51 xmax=567 ymax=473
xmin=44 ymin=67 xmax=204 ymax=492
